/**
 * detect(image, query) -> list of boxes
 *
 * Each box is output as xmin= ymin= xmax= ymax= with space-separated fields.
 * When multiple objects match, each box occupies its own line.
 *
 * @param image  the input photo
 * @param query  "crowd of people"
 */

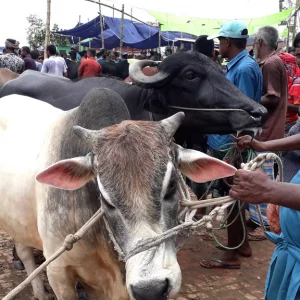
xmin=2 ymin=20 xmax=300 ymax=300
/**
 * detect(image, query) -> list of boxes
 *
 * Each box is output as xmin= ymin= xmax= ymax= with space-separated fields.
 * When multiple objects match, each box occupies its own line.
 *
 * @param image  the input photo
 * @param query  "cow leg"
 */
xmin=14 ymin=242 xmax=52 ymax=300
xmin=47 ymin=266 xmax=77 ymax=300
xmin=12 ymin=242 xmax=25 ymax=270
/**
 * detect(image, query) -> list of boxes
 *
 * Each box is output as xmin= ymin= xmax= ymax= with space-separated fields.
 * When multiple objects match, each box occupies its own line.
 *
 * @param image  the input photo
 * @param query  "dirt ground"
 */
xmin=0 ymin=224 xmax=274 ymax=300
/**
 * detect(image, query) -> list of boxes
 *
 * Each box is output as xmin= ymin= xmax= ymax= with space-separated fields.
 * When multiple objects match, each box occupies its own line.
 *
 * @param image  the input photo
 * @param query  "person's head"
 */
xmin=108 ymin=51 xmax=116 ymax=62
xmin=122 ymin=53 xmax=128 ymax=60
xmin=295 ymin=47 xmax=300 ymax=67
xmin=293 ymin=32 xmax=300 ymax=48
xmin=207 ymin=21 xmax=248 ymax=59
xmin=288 ymin=46 xmax=296 ymax=56
xmin=113 ymin=51 xmax=120 ymax=58
xmin=80 ymin=50 xmax=87 ymax=58
xmin=68 ymin=50 xmax=77 ymax=61
xmin=253 ymin=26 xmax=278 ymax=62
xmin=30 ymin=50 xmax=40 ymax=61
xmin=2 ymin=48 xmax=6 ymax=55
xmin=70 ymin=45 xmax=78 ymax=53
xmin=165 ymin=48 xmax=172 ymax=56
xmin=5 ymin=38 xmax=20 ymax=54
xmin=87 ymin=48 xmax=96 ymax=58
xmin=46 ymin=44 xmax=57 ymax=57
xmin=97 ymin=48 xmax=106 ymax=58
xmin=195 ymin=35 xmax=215 ymax=58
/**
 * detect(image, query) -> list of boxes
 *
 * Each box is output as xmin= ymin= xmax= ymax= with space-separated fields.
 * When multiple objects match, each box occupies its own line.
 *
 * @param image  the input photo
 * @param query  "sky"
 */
xmin=0 ymin=0 xmax=280 ymax=46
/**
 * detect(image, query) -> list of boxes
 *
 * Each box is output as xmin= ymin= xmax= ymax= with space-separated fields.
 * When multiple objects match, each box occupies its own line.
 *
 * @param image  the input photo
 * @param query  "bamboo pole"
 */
xmin=99 ymin=0 xmax=105 ymax=48
xmin=120 ymin=4 xmax=125 ymax=54
xmin=113 ymin=4 xmax=114 ymax=17
xmin=158 ymin=23 xmax=162 ymax=54
xmin=78 ymin=16 xmax=81 ymax=48
xmin=44 ymin=0 xmax=51 ymax=58
xmin=85 ymin=0 xmax=149 ymax=26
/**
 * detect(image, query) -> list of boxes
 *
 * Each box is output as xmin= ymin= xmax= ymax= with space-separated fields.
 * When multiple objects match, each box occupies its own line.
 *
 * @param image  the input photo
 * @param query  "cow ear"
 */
xmin=177 ymin=146 xmax=236 ymax=183
xmin=144 ymin=90 xmax=169 ymax=114
xmin=36 ymin=154 xmax=94 ymax=190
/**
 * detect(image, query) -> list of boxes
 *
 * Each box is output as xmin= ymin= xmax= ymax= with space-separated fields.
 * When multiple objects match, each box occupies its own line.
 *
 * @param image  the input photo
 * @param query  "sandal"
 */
xmin=200 ymin=259 xmax=241 ymax=269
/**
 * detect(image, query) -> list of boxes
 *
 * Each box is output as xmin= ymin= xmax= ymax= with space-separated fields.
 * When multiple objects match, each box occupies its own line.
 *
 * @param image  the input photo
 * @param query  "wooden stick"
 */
xmin=98 ymin=0 xmax=105 ymax=48
xmin=120 ymin=4 xmax=125 ymax=54
xmin=44 ymin=0 xmax=51 ymax=58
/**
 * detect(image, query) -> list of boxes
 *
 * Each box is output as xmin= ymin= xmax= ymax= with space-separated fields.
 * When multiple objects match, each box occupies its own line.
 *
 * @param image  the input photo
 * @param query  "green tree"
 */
xmin=26 ymin=15 xmax=70 ymax=48
xmin=26 ymin=14 xmax=46 ymax=48
xmin=50 ymin=24 xmax=70 ymax=46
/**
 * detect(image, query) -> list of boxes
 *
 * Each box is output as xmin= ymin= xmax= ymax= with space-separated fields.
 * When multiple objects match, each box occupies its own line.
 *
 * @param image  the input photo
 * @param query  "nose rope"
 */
xmin=168 ymin=105 xmax=246 ymax=112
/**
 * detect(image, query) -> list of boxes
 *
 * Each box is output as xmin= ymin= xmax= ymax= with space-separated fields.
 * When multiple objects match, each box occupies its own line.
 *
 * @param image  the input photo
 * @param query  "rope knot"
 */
xmin=200 ymin=215 xmax=213 ymax=230
xmin=64 ymin=234 xmax=79 ymax=251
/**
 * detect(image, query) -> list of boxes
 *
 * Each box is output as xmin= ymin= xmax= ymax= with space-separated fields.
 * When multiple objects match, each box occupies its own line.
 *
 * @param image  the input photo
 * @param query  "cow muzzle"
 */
xmin=131 ymin=279 xmax=170 ymax=300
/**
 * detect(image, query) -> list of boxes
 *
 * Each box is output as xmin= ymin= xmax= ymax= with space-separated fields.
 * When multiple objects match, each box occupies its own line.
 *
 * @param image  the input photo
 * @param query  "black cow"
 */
xmin=0 ymin=51 xmax=267 ymax=139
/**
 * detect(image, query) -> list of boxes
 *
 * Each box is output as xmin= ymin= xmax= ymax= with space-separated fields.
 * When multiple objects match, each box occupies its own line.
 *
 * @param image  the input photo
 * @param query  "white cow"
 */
xmin=0 ymin=89 xmax=236 ymax=300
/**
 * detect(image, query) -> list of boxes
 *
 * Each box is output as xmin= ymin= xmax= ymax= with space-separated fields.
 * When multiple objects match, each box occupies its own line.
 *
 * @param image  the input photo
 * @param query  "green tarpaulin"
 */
xmin=147 ymin=8 xmax=293 ymax=36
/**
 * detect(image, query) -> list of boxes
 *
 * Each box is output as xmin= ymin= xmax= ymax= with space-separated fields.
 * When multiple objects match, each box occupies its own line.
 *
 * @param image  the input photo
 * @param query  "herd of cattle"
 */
xmin=0 ymin=51 xmax=268 ymax=300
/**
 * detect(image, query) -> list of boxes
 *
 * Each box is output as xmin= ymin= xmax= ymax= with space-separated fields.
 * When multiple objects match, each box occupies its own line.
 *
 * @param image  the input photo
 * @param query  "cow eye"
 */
xmin=185 ymin=72 xmax=197 ymax=80
xmin=164 ymin=179 xmax=177 ymax=200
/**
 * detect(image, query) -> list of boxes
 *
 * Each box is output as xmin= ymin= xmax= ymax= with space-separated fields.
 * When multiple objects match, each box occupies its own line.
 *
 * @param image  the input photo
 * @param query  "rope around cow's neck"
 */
xmin=2 ymin=152 xmax=282 ymax=300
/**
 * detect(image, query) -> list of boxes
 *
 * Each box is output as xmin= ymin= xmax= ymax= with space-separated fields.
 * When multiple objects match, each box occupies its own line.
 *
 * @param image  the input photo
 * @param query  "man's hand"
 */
xmin=229 ymin=169 xmax=273 ymax=204
xmin=234 ymin=135 xmax=265 ymax=151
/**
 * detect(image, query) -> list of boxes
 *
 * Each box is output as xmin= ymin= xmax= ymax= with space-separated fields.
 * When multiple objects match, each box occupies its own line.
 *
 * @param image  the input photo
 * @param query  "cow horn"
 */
xmin=160 ymin=112 xmax=185 ymax=140
xmin=129 ymin=60 xmax=170 ymax=88
xmin=73 ymin=126 xmax=100 ymax=147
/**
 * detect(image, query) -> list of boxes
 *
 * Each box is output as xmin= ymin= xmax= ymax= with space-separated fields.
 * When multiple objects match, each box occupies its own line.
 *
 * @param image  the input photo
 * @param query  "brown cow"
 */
xmin=0 ymin=68 xmax=19 ymax=87
xmin=0 ymin=88 xmax=235 ymax=299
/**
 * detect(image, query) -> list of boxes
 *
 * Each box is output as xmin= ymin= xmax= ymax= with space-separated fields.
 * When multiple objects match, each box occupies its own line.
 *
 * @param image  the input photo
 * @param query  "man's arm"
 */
xmin=78 ymin=61 xmax=84 ymax=78
xmin=229 ymin=169 xmax=300 ymax=210
xmin=236 ymin=134 xmax=300 ymax=152
xmin=260 ymin=60 xmax=282 ymax=109
xmin=41 ymin=60 xmax=47 ymax=73
xmin=261 ymin=94 xmax=279 ymax=109
xmin=287 ymin=102 xmax=300 ymax=113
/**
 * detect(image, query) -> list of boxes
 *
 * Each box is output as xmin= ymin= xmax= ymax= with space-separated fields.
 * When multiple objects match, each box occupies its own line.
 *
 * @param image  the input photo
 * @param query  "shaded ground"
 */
xmin=0 ymin=225 xmax=274 ymax=300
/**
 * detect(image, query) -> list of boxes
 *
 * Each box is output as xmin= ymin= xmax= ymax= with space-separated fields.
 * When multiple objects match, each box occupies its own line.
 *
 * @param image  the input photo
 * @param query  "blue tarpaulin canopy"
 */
xmin=57 ymin=16 xmax=195 ymax=49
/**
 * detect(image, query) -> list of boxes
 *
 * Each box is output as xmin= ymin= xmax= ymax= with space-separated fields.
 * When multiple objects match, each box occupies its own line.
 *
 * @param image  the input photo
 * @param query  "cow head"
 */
xmin=129 ymin=52 xmax=268 ymax=135
xmin=36 ymin=112 xmax=236 ymax=300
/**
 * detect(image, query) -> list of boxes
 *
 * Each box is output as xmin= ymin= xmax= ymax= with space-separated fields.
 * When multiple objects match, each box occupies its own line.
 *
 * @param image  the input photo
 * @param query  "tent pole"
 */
xmin=113 ymin=4 xmax=114 ymax=18
xmin=120 ymin=4 xmax=125 ymax=54
xmin=44 ymin=0 xmax=51 ymax=59
xmin=85 ymin=0 xmax=149 ymax=26
xmin=89 ymin=39 xmax=91 ymax=48
xmin=131 ymin=8 xmax=133 ymax=20
xmin=98 ymin=0 xmax=105 ymax=49
xmin=78 ymin=15 xmax=81 ymax=49
xmin=158 ymin=22 xmax=161 ymax=54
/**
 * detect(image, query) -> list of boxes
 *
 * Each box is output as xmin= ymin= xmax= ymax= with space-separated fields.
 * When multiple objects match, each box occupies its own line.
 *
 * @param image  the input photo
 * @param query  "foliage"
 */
xmin=279 ymin=0 xmax=295 ymax=11
xmin=26 ymin=14 xmax=70 ymax=48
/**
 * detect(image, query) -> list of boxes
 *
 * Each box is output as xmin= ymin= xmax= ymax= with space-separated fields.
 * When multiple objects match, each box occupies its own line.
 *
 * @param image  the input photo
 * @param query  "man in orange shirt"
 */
xmin=78 ymin=48 xmax=102 ymax=79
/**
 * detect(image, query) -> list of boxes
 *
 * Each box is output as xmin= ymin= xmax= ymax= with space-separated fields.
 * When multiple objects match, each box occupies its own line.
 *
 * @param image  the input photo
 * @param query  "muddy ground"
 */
xmin=0 ymin=224 xmax=274 ymax=300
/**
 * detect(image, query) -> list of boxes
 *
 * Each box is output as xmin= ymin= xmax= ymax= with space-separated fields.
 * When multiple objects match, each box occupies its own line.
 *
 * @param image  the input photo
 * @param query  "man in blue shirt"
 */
xmin=201 ymin=21 xmax=263 ymax=269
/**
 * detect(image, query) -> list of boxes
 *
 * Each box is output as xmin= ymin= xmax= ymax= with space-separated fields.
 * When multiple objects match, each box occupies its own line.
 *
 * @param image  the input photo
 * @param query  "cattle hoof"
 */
xmin=13 ymin=259 xmax=25 ymax=270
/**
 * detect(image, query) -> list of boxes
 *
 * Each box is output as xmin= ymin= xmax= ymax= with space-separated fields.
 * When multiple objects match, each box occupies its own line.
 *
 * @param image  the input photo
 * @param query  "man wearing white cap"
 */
xmin=201 ymin=20 xmax=263 ymax=269
xmin=0 ymin=38 xmax=24 ymax=74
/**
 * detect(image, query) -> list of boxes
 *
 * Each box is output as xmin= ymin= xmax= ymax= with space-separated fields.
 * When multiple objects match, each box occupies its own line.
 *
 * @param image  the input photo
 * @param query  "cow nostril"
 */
xmin=131 ymin=279 xmax=170 ymax=300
